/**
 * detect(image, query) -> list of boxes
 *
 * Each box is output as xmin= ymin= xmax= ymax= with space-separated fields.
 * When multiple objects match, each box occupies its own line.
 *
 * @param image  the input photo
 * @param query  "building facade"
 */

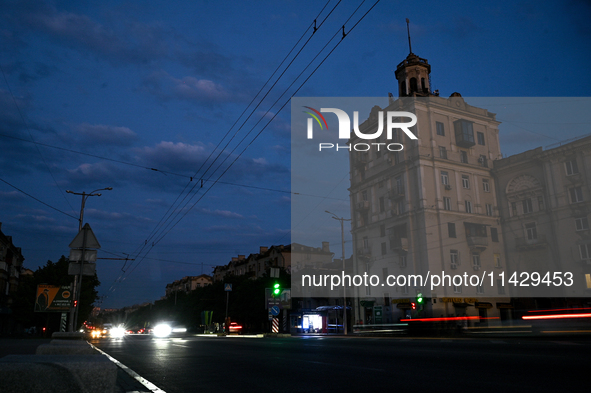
xmin=349 ymin=52 xmax=511 ymax=324
xmin=0 ymin=223 xmax=25 ymax=315
xmin=165 ymin=274 xmax=212 ymax=298
xmin=493 ymin=136 xmax=591 ymax=303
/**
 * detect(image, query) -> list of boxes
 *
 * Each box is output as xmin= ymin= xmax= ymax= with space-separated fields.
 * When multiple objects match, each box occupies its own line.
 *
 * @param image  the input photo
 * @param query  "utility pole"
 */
xmin=66 ymin=187 xmax=112 ymax=331
xmin=325 ymin=210 xmax=351 ymax=335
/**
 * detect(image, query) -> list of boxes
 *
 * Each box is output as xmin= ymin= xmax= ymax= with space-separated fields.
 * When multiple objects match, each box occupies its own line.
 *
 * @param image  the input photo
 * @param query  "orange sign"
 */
xmin=35 ymin=285 xmax=72 ymax=312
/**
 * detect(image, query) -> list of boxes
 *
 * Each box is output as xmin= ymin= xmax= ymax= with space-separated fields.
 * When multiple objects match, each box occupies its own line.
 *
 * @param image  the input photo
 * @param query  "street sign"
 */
xmin=34 ymin=285 xmax=72 ymax=312
xmin=69 ymin=223 xmax=101 ymax=249
xmin=265 ymin=288 xmax=291 ymax=310
xmin=270 ymin=305 xmax=280 ymax=316
xmin=224 ymin=283 xmax=232 ymax=291
xmin=68 ymin=249 xmax=97 ymax=262
xmin=68 ymin=262 xmax=96 ymax=276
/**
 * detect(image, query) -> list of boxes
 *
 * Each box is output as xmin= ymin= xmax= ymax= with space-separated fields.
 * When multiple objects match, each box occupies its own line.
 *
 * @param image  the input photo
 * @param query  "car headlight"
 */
xmin=153 ymin=323 xmax=172 ymax=337
xmin=110 ymin=327 xmax=126 ymax=338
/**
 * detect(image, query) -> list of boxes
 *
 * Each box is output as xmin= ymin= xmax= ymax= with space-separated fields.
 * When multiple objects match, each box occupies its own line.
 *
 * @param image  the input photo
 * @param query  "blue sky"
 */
xmin=1 ymin=0 xmax=590 ymax=308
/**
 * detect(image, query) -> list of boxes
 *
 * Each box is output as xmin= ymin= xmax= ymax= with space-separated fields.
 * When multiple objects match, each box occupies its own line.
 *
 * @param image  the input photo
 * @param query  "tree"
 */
xmin=11 ymin=255 xmax=100 ymax=333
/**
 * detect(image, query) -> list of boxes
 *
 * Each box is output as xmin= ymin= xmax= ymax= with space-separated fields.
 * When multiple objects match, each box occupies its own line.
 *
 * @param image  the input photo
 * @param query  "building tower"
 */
xmin=349 ymin=51 xmax=511 ymax=325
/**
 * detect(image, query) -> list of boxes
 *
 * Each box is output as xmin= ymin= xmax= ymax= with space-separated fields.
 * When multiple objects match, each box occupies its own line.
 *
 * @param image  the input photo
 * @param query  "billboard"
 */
xmin=34 ymin=285 xmax=72 ymax=312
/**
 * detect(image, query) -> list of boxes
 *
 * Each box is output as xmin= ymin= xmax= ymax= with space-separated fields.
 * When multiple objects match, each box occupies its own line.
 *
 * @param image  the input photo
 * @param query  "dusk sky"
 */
xmin=1 ymin=0 xmax=590 ymax=309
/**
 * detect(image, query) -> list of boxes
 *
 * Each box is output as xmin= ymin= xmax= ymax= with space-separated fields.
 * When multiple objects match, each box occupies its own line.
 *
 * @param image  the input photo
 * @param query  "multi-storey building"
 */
xmin=493 ymin=135 xmax=591 ymax=304
xmin=349 ymin=52 xmax=511 ymax=324
xmin=212 ymin=245 xmax=296 ymax=282
xmin=165 ymin=274 xmax=212 ymax=298
xmin=0 ymin=222 xmax=24 ymax=334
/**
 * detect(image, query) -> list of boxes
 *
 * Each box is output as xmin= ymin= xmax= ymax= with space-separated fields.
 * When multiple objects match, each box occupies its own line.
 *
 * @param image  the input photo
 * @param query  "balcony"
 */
xmin=515 ymin=235 xmax=547 ymax=251
xmin=387 ymin=186 xmax=405 ymax=200
xmin=467 ymin=236 xmax=488 ymax=250
xmin=356 ymin=201 xmax=370 ymax=211
xmin=357 ymin=247 xmax=372 ymax=257
xmin=389 ymin=237 xmax=409 ymax=251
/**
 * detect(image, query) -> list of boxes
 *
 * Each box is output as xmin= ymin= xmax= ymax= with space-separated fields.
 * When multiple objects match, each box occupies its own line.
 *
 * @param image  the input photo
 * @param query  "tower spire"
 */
xmin=406 ymin=18 xmax=412 ymax=54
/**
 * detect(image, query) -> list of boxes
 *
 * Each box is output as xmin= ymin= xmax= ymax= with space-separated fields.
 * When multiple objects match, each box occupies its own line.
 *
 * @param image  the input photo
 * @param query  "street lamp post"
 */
xmin=66 ymin=187 xmax=112 ymax=331
xmin=325 ymin=210 xmax=351 ymax=335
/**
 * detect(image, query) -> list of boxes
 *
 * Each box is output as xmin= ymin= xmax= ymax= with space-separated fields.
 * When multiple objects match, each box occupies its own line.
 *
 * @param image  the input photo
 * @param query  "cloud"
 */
xmin=140 ymin=71 xmax=235 ymax=104
xmin=74 ymin=123 xmax=137 ymax=146
xmin=133 ymin=141 xmax=207 ymax=173
xmin=198 ymin=208 xmax=244 ymax=219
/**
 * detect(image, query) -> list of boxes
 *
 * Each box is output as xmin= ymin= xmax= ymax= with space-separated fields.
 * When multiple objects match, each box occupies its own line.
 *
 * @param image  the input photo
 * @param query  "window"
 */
xmin=363 ymin=236 xmax=369 ymax=249
xmin=399 ymin=255 xmax=407 ymax=268
xmin=472 ymin=253 xmax=481 ymax=270
xmin=476 ymin=284 xmax=484 ymax=294
xmin=397 ymin=200 xmax=405 ymax=214
xmin=570 ymin=187 xmax=583 ymax=203
xmin=439 ymin=146 xmax=447 ymax=159
xmin=465 ymin=200 xmax=473 ymax=213
xmin=362 ymin=190 xmax=368 ymax=201
xmin=450 ymin=250 xmax=459 ymax=269
xmin=453 ymin=284 xmax=462 ymax=294
xmin=511 ymin=202 xmax=517 ymax=217
xmin=380 ymin=224 xmax=386 ymax=237
xmin=381 ymin=242 xmax=387 ymax=256
xmin=486 ymin=204 xmax=494 ymax=216
xmin=479 ymin=155 xmax=488 ymax=167
xmin=402 ymin=284 xmax=409 ymax=295
xmin=465 ymin=223 xmax=487 ymax=237
xmin=482 ymin=179 xmax=490 ymax=192
xmin=565 ymin=159 xmax=579 ymax=176
xmin=491 ymin=227 xmax=499 ymax=242
xmin=575 ymin=217 xmax=589 ymax=231
xmin=379 ymin=196 xmax=385 ymax=213
xmin=497 ymin=279 xmax=505 ymax=295
xmin=441 ymin=171 xmax=449 ymax=185
xmin=436 ymin=121 xmax=445 ymax=136
xmin=460 ymin=150 xmax=468 ymax=164
xmin=454 ymin=119 xmax=475 ymax=148
xmin=494 ymin=253 xmax=501 ymax=268
xmin=382 ymin=268 xmax=388 ymax=281
xmin=538 ymin=196 xmax=544 ymax=211
xmin=477 ymin=132 xmax=485 ymax=146
xmin=579 ymin=244 xmax=591 ymax=260
xmin=462 ymin=175 xmax=470 ymax=189
xmin=448 ymin=222 xmax=456 ymax=238
xmin=525 ymin=223 xmax=537 ymax=240
xmin=522 ymin=198 xmax=533 ymax=214
xmin=443 ymin=197 xmax=452 ymax=211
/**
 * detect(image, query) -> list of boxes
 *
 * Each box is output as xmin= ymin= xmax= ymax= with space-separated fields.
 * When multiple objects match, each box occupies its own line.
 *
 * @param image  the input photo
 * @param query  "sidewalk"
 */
xmin=0 ymin=337 xmax=154 ymax=393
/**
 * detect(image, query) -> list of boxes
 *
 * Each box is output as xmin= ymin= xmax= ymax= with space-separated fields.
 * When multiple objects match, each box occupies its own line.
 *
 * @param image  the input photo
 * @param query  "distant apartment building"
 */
xmin=0 ymin=223 xmax=25 ymax=320
xmin=213 ymin=245 xmax=295 ymax=282
xmin=165 ymin=274 xmax=212 ymax=297
xmin=493 ymin=135 xmax=591 ymax=302
xmin=349 ymin=52 xmax=510 ymax=324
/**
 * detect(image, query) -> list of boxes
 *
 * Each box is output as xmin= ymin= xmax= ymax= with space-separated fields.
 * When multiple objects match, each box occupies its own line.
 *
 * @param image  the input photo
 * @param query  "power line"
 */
xmin=0 ymin=177 xmax=78 ymax=220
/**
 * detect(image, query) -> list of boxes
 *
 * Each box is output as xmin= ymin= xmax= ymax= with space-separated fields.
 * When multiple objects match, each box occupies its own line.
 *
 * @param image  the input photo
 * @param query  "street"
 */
xmin=92 ymin=335 xmax=589 ymax=392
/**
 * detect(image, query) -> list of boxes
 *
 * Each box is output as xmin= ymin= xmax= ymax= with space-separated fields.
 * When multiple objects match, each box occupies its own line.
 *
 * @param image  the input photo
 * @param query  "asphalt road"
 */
xmin=92 ymin=335 xmax=589 ymax=393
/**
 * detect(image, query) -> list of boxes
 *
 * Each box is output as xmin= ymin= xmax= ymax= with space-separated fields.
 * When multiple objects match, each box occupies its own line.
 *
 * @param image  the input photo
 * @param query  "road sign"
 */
xmin=69 ymin=223 xmax=101 ymax=249
xmin=68 ymin=249 xmax=97 ymax=262
xmin=224 ymin=283 xmax=232 ymax=291
xmin=270 ymin=305 xmax=280 ymax=316
xmin=68 ymin=262 xmax=96 ymax=276
xmin=34 ymin=285 xmax=72 ymax=312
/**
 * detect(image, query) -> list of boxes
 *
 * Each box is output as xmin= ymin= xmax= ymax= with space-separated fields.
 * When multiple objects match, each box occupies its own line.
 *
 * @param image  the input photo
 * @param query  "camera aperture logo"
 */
xmin=304 ymin=106 xmax=418 ymax=152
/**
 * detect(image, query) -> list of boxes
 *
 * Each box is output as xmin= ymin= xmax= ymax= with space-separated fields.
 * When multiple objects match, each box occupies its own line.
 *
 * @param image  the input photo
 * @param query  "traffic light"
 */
xmin=74 ymin=300 xmax=78 ymax=308
xmin=273 ymin=282 xmax=281 ymax=296
xmin=411 ymin=302 xmax=416 ymax=310
xmin=416 ymin=292 xmax=423 ymax=305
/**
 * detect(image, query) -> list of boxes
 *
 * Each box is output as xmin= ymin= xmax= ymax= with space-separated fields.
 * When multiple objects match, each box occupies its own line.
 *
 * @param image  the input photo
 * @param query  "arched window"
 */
xmin=421 ymin=78 xmax=426 ymax=92
xmin=400 ymin=80 xmax=406 ymax=96
xmin=410 ymin=77 xmax=418 ymax=92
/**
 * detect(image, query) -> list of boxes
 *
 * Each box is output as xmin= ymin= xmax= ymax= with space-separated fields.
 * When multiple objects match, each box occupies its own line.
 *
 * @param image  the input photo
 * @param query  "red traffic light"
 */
xmin=411 ymin=302 xmax=416 ymax=310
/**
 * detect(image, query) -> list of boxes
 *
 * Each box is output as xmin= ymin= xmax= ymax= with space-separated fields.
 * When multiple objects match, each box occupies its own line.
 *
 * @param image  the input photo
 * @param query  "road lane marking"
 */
xmin=89 ymin=342 xmax=167 ymax=393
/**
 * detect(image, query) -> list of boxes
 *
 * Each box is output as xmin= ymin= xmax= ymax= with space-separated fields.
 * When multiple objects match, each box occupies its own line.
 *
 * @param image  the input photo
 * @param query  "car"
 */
xmin=151 ymin=321 xmax=187 ymax=338
xmin=228 ymin=322 xmax=242 ymax=334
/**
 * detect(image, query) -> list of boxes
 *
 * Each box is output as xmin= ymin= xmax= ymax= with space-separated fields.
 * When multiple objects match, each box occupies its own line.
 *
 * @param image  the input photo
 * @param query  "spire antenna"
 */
xmin=406 ymin=18 xmax=412 ymax=54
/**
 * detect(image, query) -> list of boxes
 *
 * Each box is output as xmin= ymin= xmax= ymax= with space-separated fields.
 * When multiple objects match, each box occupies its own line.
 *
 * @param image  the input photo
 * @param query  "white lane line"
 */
xmin=89 ymin=342 xmax=166 ymax=393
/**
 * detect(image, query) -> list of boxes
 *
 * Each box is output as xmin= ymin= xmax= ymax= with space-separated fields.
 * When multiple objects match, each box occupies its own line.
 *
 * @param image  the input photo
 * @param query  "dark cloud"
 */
xmin=74 ymin=123 xmax=138 ymax=146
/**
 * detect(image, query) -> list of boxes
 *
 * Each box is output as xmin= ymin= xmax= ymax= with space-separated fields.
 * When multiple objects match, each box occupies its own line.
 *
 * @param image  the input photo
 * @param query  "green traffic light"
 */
xmin=273 ymin=282 xmax=281 ymax=295
xmin=417 ymin=292 xmax=423 ymax=303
